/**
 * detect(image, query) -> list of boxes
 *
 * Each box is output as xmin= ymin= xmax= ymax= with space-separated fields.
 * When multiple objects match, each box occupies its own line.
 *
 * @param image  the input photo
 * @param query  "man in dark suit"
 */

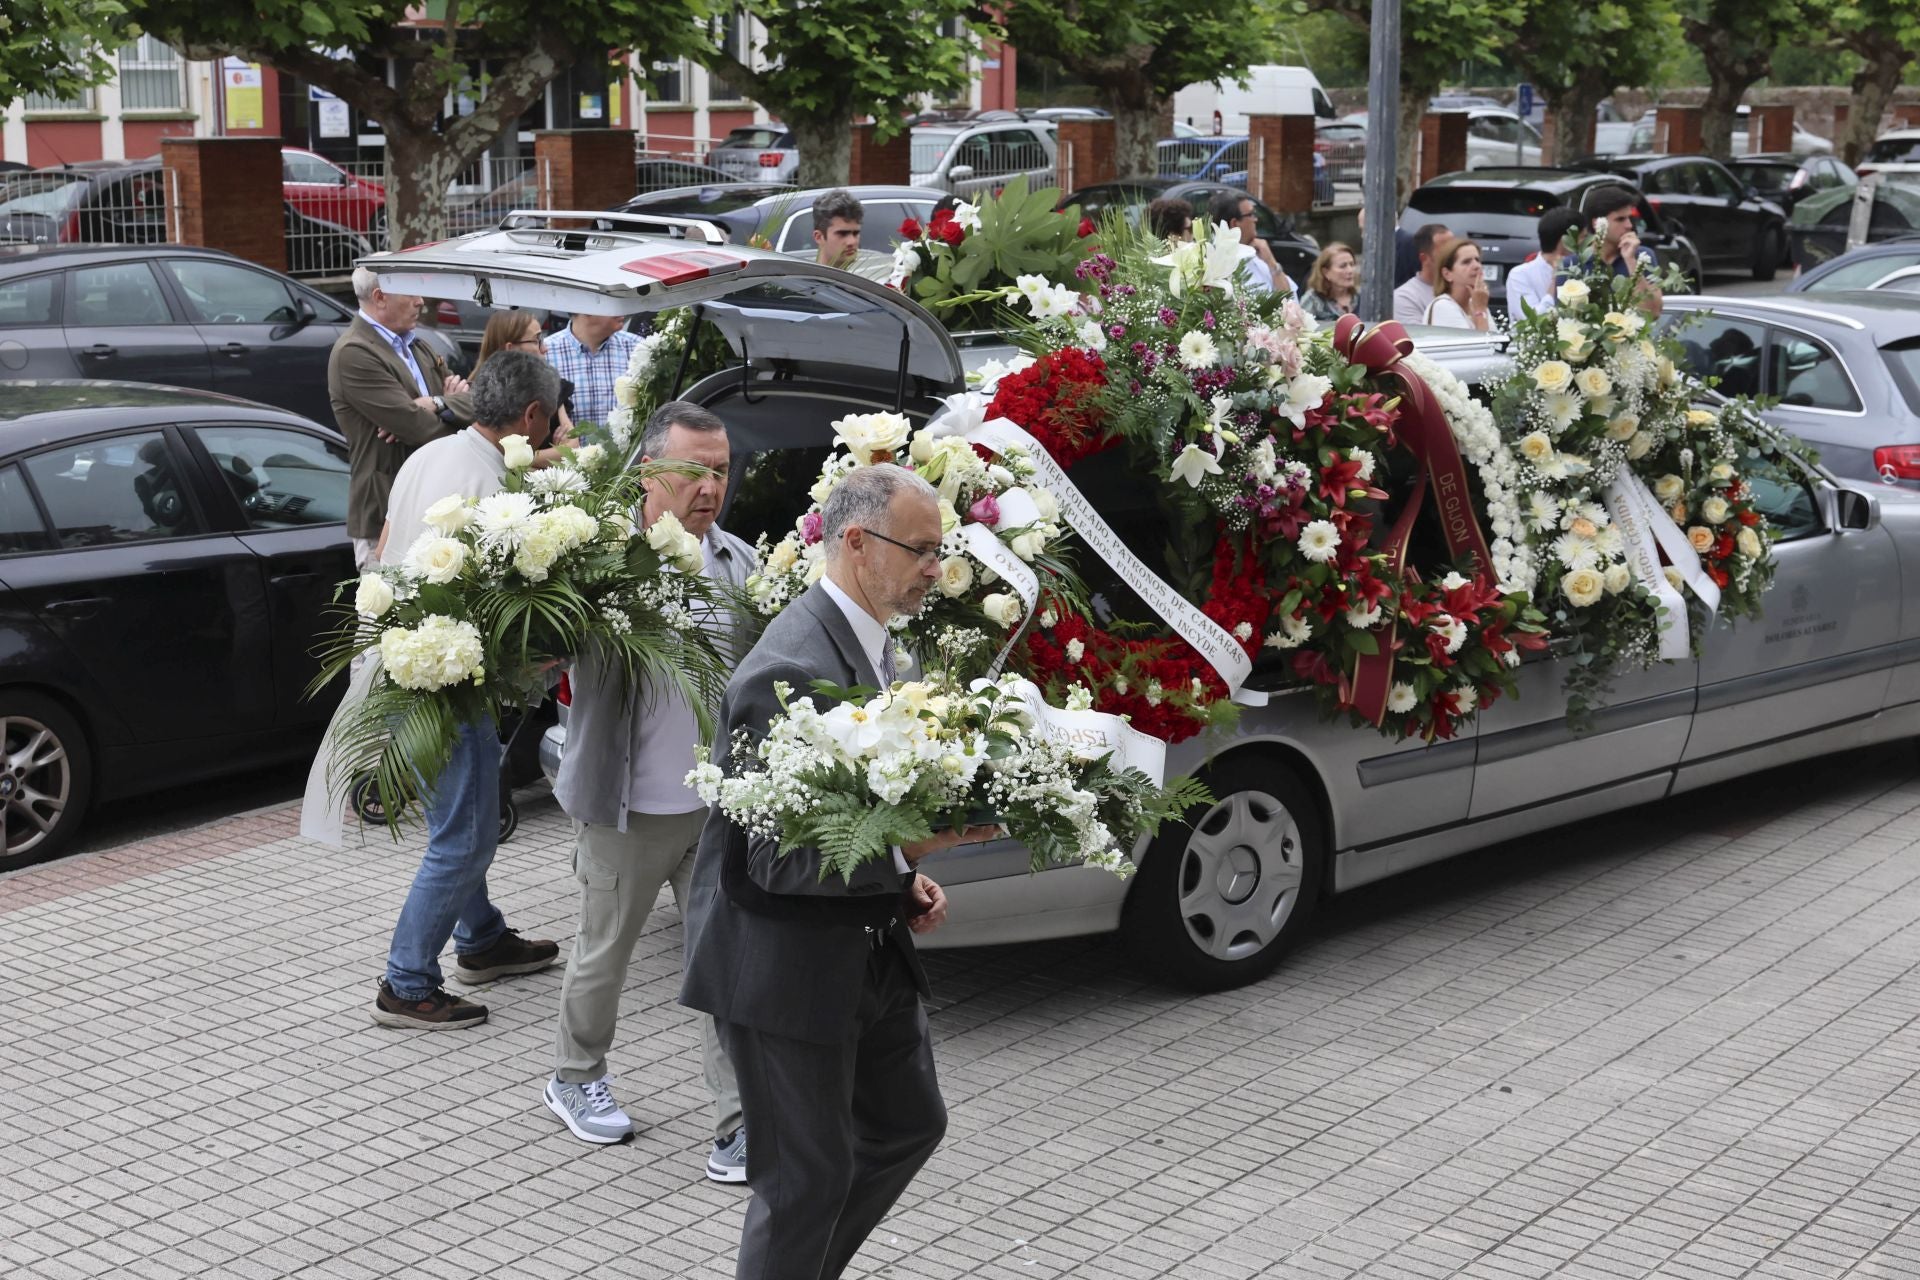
xmin=328 ymin=266 xmax=474 ymax=569
xmin=681 ymin=463 xmax=997 ymax=1280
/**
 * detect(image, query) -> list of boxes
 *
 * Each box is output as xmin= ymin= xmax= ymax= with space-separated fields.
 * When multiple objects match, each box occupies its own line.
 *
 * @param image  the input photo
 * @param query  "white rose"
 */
xmin=1557 ymin=279 xmax=1590 ymax=307
xmin=1575 ymin=367 xmax=1613 ymax=400
xmin=1533 ymin=360 xmax=1573 ymax=393
xmin=1009 ymin=530 xmax=1046 ymax=561
xmin=1710 ymin=462 xmax=1735 ymax=482
xmin=1627 ymin=432 xmax=1654 ymax=461
xmin=768 ymin=537 xmax=801 ymax=573
xmin=354 ymin=573 xmax=395 ymax=619
xmin=613 ymin=375 xmax=639 ymax=409
xmin=1604 ymin=564 xmax=1631 ymax=595
xmin=405 ymin=535 xmax=467 ymax=585
xmin=1737 ymin=527 xmax=1763 ymax=559
xmin=937 ymin=556 xmax=974 ymax=597
xmin=1030 ymin=486 xmax=1060 ymax=522
xmin=1654 ymin=475 xmax=1684 ymax=504
xmin=982 ymin=593 xmax=1023 ymax=628
xmin=574 ymin=443 xmax=606 ymax=469
xmin=833 ymin=411 xmax=912 ymax=463
xmin=1702 ymin=496 xmax=1731 ymax=525
xmin=1519 ymin=432 xmax=1555 ymax=465
xmin=1066 ymin=638 xmax=1086 ymax=663
xmin=1562 ymin=568 xmax=1606 ymax=608
xmin=501 ymin=435 xmax=535 ymax=470
xmin=1606 ymin=415 xmax=1639 ymax=441
xmin=421 ymin=494 xmax=472 ymax=535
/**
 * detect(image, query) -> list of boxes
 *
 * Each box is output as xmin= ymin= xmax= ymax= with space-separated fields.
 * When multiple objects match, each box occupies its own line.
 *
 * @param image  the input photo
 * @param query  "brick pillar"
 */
xmin=161 ymin=137 xmax=285 ymax=272
xmin=1245 ymin=113 xmax=1317 ymax=214
xmin=1750 ymin=105 xmax=1795 ymax=154
xmin=1892 ymin=103 xmax=1920 ymax=129
xmin=1655 ymin=105 xmax=1703 ymax=155
xmin=849 ymin=123 xmax=910 ymax=187
xmin=535 ymin=129 xmax=637 ymax=222
xmin=1418 ymin=112 xmax=1468 ymax=185
xmin=1055 ymin=118 xmax=1116 ymax=194
xmin=1541 ymin=106 xmax=1596 ymax=161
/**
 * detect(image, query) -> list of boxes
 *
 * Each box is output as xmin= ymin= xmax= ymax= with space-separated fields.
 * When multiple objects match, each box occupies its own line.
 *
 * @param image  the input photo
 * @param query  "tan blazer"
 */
xmin=328 ymin=316 xmax=475 ymax=539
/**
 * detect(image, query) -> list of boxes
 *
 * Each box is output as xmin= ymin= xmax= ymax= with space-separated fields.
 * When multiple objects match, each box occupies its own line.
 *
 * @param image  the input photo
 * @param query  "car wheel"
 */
xmin=0 ymin=692 xmax=93 ymax=869
xmin=1121 ymin=754 xmax=1327 ymax=991
xmin=1753 ymin=225 xmax=1781 ymax=282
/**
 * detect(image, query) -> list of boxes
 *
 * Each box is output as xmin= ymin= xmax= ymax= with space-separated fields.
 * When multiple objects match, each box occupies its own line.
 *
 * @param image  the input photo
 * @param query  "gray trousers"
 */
xmin=718 ymin=943 xmax=947 ymax=1280
xmin=554 ymin=810 xmax=743 ymax=1141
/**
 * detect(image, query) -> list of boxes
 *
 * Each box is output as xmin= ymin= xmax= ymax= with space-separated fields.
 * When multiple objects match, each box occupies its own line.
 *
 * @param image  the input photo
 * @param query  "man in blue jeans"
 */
xmin=370 ymin=350 xmax=564 ymax=1029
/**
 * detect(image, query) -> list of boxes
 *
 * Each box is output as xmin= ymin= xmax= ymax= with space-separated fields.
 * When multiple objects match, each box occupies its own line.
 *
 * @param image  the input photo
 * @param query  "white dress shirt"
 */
xmin=1506 ymin=253 xmax=1559 ymax=317
xmin=820 ymin=575 xmax=913 ymax=875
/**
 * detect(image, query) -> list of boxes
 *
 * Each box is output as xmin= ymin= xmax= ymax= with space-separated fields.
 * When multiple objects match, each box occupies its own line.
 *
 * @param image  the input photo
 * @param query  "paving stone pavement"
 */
xmin=5 ymin=743 xmax=1920 ymax=1280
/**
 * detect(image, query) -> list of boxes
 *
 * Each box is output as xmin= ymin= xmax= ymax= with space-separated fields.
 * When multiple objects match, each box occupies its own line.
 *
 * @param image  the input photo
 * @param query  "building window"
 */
xmin=118 ymin=36 xmax=185 ymax=112
xmin=708 ymin=12 xmax=752 ymax=103
xmin=24 ymin=84 xmax=95 ymax=113
xmin=647 ymin=59 xmax=685 ymax=105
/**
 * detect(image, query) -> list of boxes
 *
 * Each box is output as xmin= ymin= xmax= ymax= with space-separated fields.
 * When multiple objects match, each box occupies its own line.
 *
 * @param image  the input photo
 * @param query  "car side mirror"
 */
xmin=1834 ymin=486 xmax=1880 ymax=532
xmin=271 ymin=296 xmax=318 ymax=341
xmin=1666 ymin=216 xmax=1688 ymax=237
xmin=948 ymin=164 xmax=975 ymax=182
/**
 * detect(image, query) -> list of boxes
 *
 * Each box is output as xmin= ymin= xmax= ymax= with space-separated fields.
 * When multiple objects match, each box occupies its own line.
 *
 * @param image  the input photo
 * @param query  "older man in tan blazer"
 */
xmin=329 ymin=267 xmax=475 ymax=569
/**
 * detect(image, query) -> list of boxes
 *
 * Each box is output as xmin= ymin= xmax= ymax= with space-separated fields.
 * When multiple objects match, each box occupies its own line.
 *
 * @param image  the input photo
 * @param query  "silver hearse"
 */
xmin=362 ymin=212 xmax=1920 ymax=991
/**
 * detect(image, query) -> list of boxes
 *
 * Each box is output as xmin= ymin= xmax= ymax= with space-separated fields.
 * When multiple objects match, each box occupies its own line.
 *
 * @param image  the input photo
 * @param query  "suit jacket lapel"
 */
xmin=797 ymin=583 xmax=880 ymax=688
xmin=351 ymin=316 xmax=438 ymax=395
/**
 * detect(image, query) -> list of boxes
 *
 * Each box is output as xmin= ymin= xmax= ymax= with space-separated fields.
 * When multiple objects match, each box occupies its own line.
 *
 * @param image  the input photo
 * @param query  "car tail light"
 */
xmin=758 ymin=151 xmax=782 ymax=167
xmin=61 ymin=210 xmax=81 ymax=243
xmin=1858 ymin=164 xmax=1880 ymax=177
xmin=620 ymin=249 xmax=746 ymax=286
xmin=1874 ymin=445 xmax=1920 ymax=482
xmin=1312 ymin=139 xmax=1331 ymax=154
xmin=555 ymin=672 xmax=572 ymax=707
xmin=436 ymin=301 xmax=461 ymax=325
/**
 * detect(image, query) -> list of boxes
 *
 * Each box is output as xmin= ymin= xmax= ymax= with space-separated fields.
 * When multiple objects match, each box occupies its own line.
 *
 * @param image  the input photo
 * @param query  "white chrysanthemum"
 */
xmin=526 ymin=465 xmax=589 ymax=496
xmin=1178 ymin=330 xmax=1219 ymax=369
xmin=1552 ymin=532 xmax=1601 ymax=572
xmin=1432 ymin=615 xmax=1468 ymax=655
xmin=1344 ymin=603 xmax=1383 ymax=629
xmin=1297 ymin=520 xmax=1341 ymax=564
xmin=472 ymin=491 xmax=537 ymax=548
xmin=1387 ymin=683 xmax=1418 ymax=714
xmin=1264 ymin=614 xmax=1312 ymax=650
xmin=1526 ymin=491 xmax=1562 ymax=533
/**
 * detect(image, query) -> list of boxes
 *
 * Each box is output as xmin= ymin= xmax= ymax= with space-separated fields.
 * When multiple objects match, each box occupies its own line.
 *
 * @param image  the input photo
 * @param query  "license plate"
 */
xmin=1481 ymin=263 xmax=1503 ymax=282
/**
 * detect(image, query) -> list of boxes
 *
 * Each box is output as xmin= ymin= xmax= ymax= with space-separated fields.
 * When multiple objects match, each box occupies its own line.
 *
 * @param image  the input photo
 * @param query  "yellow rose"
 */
xmin=1563 ymin=568 xmax=1605 ymax=607
xmin=1658 ymin=357 xmax=1679 ymax=389
xmin=1534 ymin=360 xmax=1573 ymax=393
xmin=1737 ymin=527 xmax=1763 ymax=559
xmin=1702 ymin=496 xmax=1731 ymax=524
xmin=1686 ymin=408 xmax=1717 ymax=428
xmin=1654 ymin=474 xmax=1684 ymax=503
xmin=1688 ymin=526 xmax=1714 ymax=553
xmin=1606 ymin=414 xmax=1639 ymax=441
xmin=767 ymin=537 xmax=801 ymax=573
xmin=1519 ymin=432 xmax=1555 ymax=464
xmin=1575 ymin=367 xmax=1613 ymax=399
xmin=1710 ymin=462 xmax=1735 ymax=482
xmin=1627 ymin=432 xmax=1654 ymax=461
xmin=1557 ymin=279 xmax=1590 ymax=307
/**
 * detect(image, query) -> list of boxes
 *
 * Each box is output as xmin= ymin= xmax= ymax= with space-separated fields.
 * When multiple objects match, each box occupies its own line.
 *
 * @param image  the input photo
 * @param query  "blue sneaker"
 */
xmin=707 ymin=1128 xmax=747 ymax=1183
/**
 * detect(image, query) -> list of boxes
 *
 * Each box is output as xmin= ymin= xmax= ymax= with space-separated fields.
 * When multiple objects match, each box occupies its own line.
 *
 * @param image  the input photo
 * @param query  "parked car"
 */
xmin=1401 ymin=168 xmax=1703 ymax=307
xmin=1430 ymin=93 xmax=1506 ymax=111
xmin=706 ymin=125 xmax=800 ymax=185
xmin=1658 ymin=291 xmax=1920 ymax=487
xmin=1726 ymin=151 xmax=1857 ymax=213
xmin=1577 ymin=154 xmax=1789 ymax=279
xmin=373 ymin=221 xmax=1920 ymax=990
xmin=0 ymin=243 xmax=469 ymax=423
xmin=0 ymin=161 xmax=168 ymax=247
xmin=1157 ymin=136 xmax=1252 ymax=183
xmin=1463 ymin=108 xmax=1544 ymax=169
xmin=1786 ymin=181 xmax=1920 ymax=274
xmin=1788 ymin=236 xmax=1920 ymax=292
xmin=1855 ymin=129 xmax=1920 ymax=185
xmin=616 ymin=182 xmax=944 ymax=257
xmin=0 ymin=382 xmax=357 ymax=864
xmin=910 ymin=121 xmax=1057 ymax=198
xmin=1064 ymin=177 xmax=1322 ymax=287
xmin=280 ymin=147 xmax=386 ymax=245
xmin=1626 ymin=107 xmax=1832 ymax=157
xmin=1316 ymin=118 xmax=1367 ymax=185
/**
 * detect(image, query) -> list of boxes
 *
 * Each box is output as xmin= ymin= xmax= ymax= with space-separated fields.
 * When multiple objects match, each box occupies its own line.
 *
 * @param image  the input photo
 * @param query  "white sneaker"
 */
xmin=543 ymin=1075 xmax=635 ymax=1145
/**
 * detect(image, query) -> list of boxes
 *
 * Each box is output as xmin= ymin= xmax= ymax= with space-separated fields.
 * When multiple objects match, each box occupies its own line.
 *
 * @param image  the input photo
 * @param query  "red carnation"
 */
xmin=1078 ymin=217 xmax=1095 ymax=237
xmin=986 ymin=347 xmax=1117 ymax=468
xmin=900 ymin=217 xmax=923 ymax=240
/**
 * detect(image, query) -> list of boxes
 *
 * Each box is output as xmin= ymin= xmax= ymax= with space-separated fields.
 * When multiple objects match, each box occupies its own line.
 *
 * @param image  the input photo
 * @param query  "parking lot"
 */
xmin=5 ymin=735 xmax=1919 ymax=1280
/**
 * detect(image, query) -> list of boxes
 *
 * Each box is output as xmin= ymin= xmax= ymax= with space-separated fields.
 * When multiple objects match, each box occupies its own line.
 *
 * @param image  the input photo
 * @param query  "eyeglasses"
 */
xmin=510 ymin=336 xmax=544 ymax=350
xmin=856 ymin=527 xmax=941 ymax=567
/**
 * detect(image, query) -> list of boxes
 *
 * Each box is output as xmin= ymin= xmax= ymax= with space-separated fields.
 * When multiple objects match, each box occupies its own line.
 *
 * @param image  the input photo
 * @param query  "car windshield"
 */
xmin=645 ymin=188 xmax=784 ymax=215
xmin=1734 ymin=162 xmax=1798 ymax=191
xmin=719 ymin=127 xmax=788 ymax=150
xmin=910 ymin=131 xmax=961 ymax=173
xmin=0 ymin=174 xmax=87 ymax=217
xmin=1881 ymin=338 xmax=1920 ymax=415
xmin=1866 ymin=137 xmax=1920 ymax=164
xmin=1405 ymin=188 xmax=1563 ymax=219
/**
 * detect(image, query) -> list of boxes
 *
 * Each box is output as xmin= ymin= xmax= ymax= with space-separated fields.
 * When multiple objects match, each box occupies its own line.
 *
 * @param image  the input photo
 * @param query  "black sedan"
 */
xmin=1061 ymin=177 xmax=1321 ymax=289
xmin=1577 ymin=153 xmax=1789 ymax=279
xmin=1401 ymin=168 xmax=1702 ymax=308
xmin=0 ymin=382 xmax=356 ymax=865
xmin=1726 ymin=152 xmax=1856 ymax=214
xmin=0 ymin=243 xmax=467 ymax=427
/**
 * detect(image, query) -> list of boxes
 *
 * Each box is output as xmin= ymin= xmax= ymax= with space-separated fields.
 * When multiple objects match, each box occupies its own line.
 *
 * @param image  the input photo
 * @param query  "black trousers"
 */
xmin=717 ymin=942 xmax=947 ymax=1280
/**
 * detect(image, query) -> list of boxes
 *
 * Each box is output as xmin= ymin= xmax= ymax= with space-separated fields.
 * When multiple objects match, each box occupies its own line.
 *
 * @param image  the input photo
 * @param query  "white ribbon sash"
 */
xmin=962 ymin=415 xmax=1264 ymax=705
xmin=1603 ymin=473 xmax=1719 ymax=661
xmin=990 ymin=676 xmax=1168 ymax=784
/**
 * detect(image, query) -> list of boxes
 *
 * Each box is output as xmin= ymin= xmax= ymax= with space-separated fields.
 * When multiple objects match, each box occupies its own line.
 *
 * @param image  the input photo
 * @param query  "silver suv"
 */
xmin=708 ymin=125 xmax=799 ymax=184
xmin=910 ymin=121 xmax=1057 ymax=198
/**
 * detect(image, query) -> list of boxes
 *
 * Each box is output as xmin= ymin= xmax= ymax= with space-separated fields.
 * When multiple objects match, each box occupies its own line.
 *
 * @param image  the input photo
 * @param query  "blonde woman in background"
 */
xmin=1425 ymin=238 xmax=1492 ymax=331
xmin=1300 ymin=242 xmax=1358 ymax=322
xmin=476 ymin=310 xmax=576 ymax=461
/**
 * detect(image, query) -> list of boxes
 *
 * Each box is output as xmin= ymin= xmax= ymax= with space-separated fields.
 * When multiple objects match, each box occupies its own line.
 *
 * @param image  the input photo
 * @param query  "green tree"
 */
xmin=690 ymin=2 xmax=984 ymax=188
xmin=0 ymin=0 xmax=126 ymax=106
xmin=127 ymin=0 xmax=711 ymax=247
xmin=1680 ymin=0 xmax=1804 ymax=158
xmin=995 ymin=0 xmax=1285 ymax=180
xmin=1305 ymin=0 xmax=1524 ymax=202
xmin=1811 ymin=0 xmax=1920 ymax=163
xmin=1512 ymin=0 xmax=1681 ymax=166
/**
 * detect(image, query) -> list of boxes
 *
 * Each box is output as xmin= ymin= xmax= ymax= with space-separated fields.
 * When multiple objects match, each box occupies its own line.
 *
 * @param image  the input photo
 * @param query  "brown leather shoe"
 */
xmin=372 ymin=981 xmax=488 ymax=1030
xmin=452 ymin=928 xmax=559 ymax=984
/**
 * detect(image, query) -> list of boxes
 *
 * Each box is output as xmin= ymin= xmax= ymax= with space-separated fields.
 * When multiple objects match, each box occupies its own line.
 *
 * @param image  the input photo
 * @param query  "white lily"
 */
xmin=1170 ymin=439 xmax=1224 ymax=488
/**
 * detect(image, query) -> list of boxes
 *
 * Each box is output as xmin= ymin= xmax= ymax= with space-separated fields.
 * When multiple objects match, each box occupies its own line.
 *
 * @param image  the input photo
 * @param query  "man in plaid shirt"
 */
xmin=545 ymin=314 xmax=641 ymax=429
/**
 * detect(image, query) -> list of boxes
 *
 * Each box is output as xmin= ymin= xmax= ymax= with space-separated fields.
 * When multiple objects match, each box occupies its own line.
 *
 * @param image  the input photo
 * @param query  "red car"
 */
xmin=280 ymin=147 xmax=386 ymax=242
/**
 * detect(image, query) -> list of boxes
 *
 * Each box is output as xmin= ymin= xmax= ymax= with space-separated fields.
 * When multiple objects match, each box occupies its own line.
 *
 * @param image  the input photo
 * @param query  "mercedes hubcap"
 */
xmin=2 ymin=715 xmax=70 ymax=858
xmin=1178 ymin=790 xmax=1303 ymax=963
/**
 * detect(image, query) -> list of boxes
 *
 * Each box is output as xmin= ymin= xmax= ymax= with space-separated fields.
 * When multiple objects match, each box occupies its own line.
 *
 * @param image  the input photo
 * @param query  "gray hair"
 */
xmin=350 ymin=266 xmax=381 ymax=301
xmin=470 ymin=349 xmax=561 ymax=430
xmin=812 ymin=188 xmax=864 ymax=229
xmin=821 ymin=463 xmax=938 ymax=560
xmin=640 ymin=400 xmax=727 ymax=458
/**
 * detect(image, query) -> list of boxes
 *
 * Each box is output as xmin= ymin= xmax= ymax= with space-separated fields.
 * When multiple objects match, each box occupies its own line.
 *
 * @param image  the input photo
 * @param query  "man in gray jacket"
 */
xmin=681 ymin=464 xmax=996 ymax=1280
xmin=543 ymin=402 xmax=758 ymax=1179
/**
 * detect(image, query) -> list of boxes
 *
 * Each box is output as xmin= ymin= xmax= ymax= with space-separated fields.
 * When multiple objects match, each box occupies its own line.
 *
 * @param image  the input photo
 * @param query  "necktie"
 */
xmin=877 ymin=641 xmax=897 ymax=686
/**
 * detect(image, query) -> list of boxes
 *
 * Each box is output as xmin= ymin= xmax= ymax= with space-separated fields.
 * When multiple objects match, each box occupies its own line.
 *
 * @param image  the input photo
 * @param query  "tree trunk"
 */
xmin=790 ymin=113 xmax=855 ymax=188
xmin=1697 ymin=54 xmax=1765 ymax=159
xmin=1842 ymin=53 xmax=1905 ymax=167
xmin=1395 ymin=76 xmax=1428 ymax=207
xmin=1110 ymin=100 xmax=1161 ymax=180
xmin=1547 ymin=79 xmax=1607 ymax=167
xmin=383 ymin=126 xmax=470 ymax=249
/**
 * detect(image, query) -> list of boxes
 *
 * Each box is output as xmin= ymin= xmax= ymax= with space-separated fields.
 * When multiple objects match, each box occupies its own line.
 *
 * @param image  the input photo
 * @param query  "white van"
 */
xmin=1173 ymin=65 xmax=1337 ymax=137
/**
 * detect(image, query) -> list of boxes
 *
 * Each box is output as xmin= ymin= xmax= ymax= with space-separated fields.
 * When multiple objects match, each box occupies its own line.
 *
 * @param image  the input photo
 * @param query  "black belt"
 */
xmin=863 ymin=918 xmax=898 ymax=950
